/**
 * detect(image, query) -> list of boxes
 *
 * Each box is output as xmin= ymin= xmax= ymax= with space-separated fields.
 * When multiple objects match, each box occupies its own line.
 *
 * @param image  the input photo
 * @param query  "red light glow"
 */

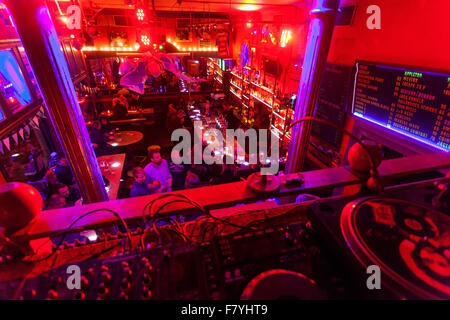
xmin=140 ymin=35 xmax=150 ymax=46
xmin=136 ymin=8 xmax=145 ymax=21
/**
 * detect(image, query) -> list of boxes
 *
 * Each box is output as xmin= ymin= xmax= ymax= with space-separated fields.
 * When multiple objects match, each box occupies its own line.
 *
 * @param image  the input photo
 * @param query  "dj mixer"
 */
xmin=0 ymin=179 xmax=448 ymax=300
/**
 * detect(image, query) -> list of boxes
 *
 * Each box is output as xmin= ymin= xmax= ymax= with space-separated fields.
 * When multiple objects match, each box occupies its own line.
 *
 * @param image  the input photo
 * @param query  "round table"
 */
xmin=107 ymin=131 xmax=144 ymax=147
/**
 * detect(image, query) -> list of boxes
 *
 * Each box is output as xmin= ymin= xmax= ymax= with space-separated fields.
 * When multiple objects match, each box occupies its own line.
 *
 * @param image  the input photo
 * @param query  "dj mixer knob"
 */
xmin=101 ymin=271 xmax=111 ymax=285
xmin=97 ymin=283 xmax=109 ymax=298
xmin=142 ymin=288 xmax=152 ymax=300
xmin=100 ymin=265 xmax=109 ymax=272
xmin=144 ymin=262 xmax=153 ymax=273
xmin=47 ymin=289 xmax=58 ymax=300
xmin=143 ymin=273 xmax=152 ymax=286
xmin=119 ymin=291 xmax=128 ymax=300
xmin=81 ymin=276 xmax=89 ymax=290
xmin=123 ymin=267 xmax=132 ymax=279
xmin=74 ymin=291 xmax=85 ymax=300
xmin=121 ymin=278 xmax=131 ymax=290
xmin=20 ymin=289 xmax=36 ymax=300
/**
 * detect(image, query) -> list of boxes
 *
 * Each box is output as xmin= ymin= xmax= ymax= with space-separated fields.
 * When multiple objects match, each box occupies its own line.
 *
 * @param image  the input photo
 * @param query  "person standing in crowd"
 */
xmin=55 ymin=183 xmax=82 ymax=207
xmin=112 ymin=94 xmax=128 ymax=120
xmin=166 ymin=103 xmax=181 ymax=133
xmin=209 ymin=163 xmax=239 ymax=185
xmin=89 ymin=120 xmax=112 ymax=156
xmin=144 ymin=145 xmax=172 ymax=194
xmin=129 ymin=167 xmax=151 ymax=198
xmin=129 ymin=93 xmax=142 ymax=110
xmin=178 ymin=105 xmax=192 ymax=129
xmin=99 ymin=116 xmax=116 ymax=137
xmin=45 ymin=193 xmax=66 ymax=210
xmin=167 ymin=72 xmax=179 ymax=92
xmin=119 ymin=94 xmax=129 ymax=109
xmin=222 ymin=102 xmax=236 ymax=128
xmin=184 ymin=168 xmax=202 ymax=189
xmin=43 ymin=170 xmax=60 ymax=199
xmin=27 ymin=146 xmax=45 ymax=180
xmin=48 ymin=152 xmax=60 ymax=169
xmin=54 ymin=155 xmax=75 ymax=186
xmin=117 ymin=87 xmax=130 ymax=97
xmin=168 ymin=149 xmax=190 ymax=191
xmin=6 ymin=155 xmax=26 ymax=182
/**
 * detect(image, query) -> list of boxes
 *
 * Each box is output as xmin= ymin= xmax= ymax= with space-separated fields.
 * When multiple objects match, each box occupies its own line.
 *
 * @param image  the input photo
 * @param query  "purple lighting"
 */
xmin=0 ymin=50 xmax=32 ymax=108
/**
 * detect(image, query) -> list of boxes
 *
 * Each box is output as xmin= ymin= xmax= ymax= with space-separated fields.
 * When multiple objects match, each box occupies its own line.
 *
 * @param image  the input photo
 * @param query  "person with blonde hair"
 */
xmin=130 ymin=167 xmax=151 ymax=198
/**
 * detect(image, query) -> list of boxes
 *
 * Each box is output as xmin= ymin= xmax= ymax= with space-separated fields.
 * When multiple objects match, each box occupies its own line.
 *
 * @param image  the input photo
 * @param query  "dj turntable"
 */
xmin=309 ymin=189 xmax=450 ymax=300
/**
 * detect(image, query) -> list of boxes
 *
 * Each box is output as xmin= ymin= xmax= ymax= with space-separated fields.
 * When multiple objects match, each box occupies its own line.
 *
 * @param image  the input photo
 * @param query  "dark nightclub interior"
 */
xmin=0 ymin=0 xmax=448 ymax=301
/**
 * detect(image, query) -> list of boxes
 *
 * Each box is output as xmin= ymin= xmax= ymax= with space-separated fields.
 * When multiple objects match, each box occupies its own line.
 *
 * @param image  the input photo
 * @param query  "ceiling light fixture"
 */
xmin=238 ymin=4 xmax=261 ymax=11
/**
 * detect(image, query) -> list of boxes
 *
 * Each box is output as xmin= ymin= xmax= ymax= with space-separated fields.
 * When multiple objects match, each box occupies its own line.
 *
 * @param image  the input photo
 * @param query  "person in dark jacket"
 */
xmin=100 ymin=116 xmax=116 ymax=136
xmin=112 ymin=97 xmax=128 ymax=120
xmin=130 ymin=167 xmax=151 ymax=198
xmin=54 ymin=155 xmax=74 ymax=186
xmin=168 ymin=150 xmax=190 ymax=191
xmin=89 ymin=121 xmax=111 ymax=156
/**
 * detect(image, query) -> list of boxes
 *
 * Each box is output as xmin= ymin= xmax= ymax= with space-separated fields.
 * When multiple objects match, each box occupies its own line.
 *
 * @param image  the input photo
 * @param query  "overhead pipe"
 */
xmin=285 ymin=0 xmax=340 ymax=174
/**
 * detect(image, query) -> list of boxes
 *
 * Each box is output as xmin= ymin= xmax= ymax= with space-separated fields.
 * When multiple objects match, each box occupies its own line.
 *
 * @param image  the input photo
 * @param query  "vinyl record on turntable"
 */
xmin=340 ymin=197 xmax=450 ymax=299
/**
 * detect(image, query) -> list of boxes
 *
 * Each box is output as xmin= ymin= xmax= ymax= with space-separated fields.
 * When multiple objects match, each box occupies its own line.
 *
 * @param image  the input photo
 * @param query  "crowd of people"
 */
xmin=129 ymin=144 xmax=241 ymax=198
xmin=128 ymin=95 xmax=247 ymax=198
xmin=30 ymin=153 xmax=83 ymax=210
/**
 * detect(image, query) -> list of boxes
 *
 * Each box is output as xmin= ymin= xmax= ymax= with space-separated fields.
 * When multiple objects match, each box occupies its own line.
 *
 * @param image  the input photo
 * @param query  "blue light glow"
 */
xmin=0 ymin=50 xmax=32 ymax=110
xmin=353 ymin=112 xmax=449 ymax=152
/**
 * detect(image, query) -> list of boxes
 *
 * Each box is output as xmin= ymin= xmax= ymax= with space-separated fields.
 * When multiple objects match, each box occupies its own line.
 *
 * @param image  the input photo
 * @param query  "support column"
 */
xmin=4 ymin=0 xmax=109 ymax=203
xmin=285 ymin=0 xmax=340 ymax=174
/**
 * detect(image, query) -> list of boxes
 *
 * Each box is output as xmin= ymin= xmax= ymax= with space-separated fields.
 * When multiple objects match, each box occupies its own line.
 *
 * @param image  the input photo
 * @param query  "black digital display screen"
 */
xmin=312 ymin=63 xmax=352 ymax=149
xmin=352 ymin=61 xmax=450 ymax=151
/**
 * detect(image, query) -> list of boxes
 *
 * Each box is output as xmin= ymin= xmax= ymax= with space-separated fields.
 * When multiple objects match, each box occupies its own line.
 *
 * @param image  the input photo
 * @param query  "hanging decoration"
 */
xmin=11 ymin=133 xmax=18 ymax=145
xmin=2 ymin=137 xmax=10 ymax=151
xmin=119 ymin=51 xmax=204 ymax=94
xmin=0 ymin=108 xmax=46 ymax=154
xmin=120 ymin=60 xmax=149 ymax=94
xmin=32 ymin=116 xmax=39 ymax=127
